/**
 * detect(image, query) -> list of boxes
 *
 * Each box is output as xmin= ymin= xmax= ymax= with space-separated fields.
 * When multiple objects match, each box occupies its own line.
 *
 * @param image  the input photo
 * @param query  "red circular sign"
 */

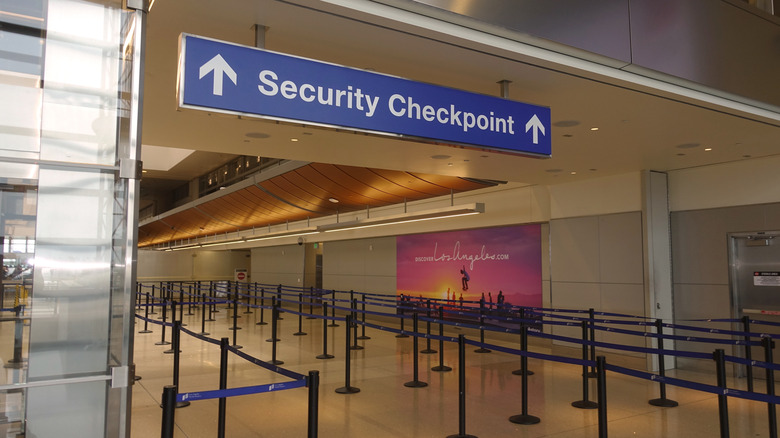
xmin=237 ymin=272 xmax=246 ymax=281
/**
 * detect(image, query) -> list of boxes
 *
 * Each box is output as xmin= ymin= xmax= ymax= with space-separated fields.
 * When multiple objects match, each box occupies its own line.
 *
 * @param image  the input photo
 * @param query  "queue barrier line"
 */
xmin=176 ymin=379 xmax=307 ymax=403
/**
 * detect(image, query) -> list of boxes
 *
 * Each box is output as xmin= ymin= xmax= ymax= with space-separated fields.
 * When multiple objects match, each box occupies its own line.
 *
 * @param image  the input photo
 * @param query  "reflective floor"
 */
xmin=131 ymin=304 xmax=776 ymax=437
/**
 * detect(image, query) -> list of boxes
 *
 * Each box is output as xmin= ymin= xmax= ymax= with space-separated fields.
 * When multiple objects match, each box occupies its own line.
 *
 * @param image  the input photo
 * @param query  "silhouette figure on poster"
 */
xmin=460 ymin=265 xmax=470 ymax=291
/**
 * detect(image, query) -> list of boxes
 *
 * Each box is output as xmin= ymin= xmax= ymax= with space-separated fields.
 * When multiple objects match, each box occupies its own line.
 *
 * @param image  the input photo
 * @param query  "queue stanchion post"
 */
xmin=509 ymin=310 xmax=540 ymax=425
xmin=446 ymin=334 xmax=476 ymax=438
xmin=294 ymin=292 xmax=307 ymax=336
xmin=161 ymin=385 xmax=177 ymax=438
xmin=742 ymin=315 xmax=754 ymax=392
xmin=307 ymin=287 xmax=316 ymax=319
xmin=512 ymin=307 xmax=534 ymax=376
xmin=207 ymin=283 xmax=216 ymax=321
xmin=357 ymin=293 xmax=370 ymax=340
xmin=164 ymin=302 xmax=179 ymax=354
xmin=335 ymin=315 xmax=360 ymax=394
xmin=243 ymin=283 xmax=253 ymax=314
xmin=587 ymin=308 xmax=597 ymax=378
xmin=764 ymin=337 xmax=777 ymax=438
xmin=396 ymin=295 xmax=409 ymax=338
xmin=186 ymin=284 xmax=195 ymax=316
xmin=308 ymin=370 xmax=320 ymax=438
xmin=432 ymin=307 xmax=451 ymax=372
xmin=218 ymin=337 xmax=229 ymax=438
xmin=596 ymin=356 xmax=608 ymax=438
xmin=199 ymin=293 xmax=210 ymax=336
xmin=648 ymin=319 xmax=677 ymax=407
xmin=4 ymin=305 xmax=25 ymax=369
xmin=225 ymin=280 xmax=233 ymax=311
xmin=317 ymin=303 xmax=335 ymax=360
xmin=256 ymin=288 xmax=267 ymax=326
xmin=155 ymin=301 xmax=171 ymax=346
xmin=170 ymin=320 xmax=190 ymax=408
xmin=328 ymin=291 xmax=339 ymax=327
xmin=474 ymin=299 xmax=491 ymax=353
xmin=228 ymin=287 xmax=242 ymax=341
xmin=404 ymin=312 xmax=428 ymax=388
xmin=571 ymin=321 xmax=597 ymax=409
xmin=421 ymin=300 xmax=437 ymax=354
xmin=139 ymin=292 xmax=152 ymax=334
xmin=269 ymin=299 xmax=283 ymax=365
xmin=148 ymin=285 xmax=157 ymax=315
xmin=350 ymin=298 xmax=364 ymax=351
xmin=276 ymin=285 xmax=284 ymax=320
xmin=713 ymin=349 xmax=730 ymax=438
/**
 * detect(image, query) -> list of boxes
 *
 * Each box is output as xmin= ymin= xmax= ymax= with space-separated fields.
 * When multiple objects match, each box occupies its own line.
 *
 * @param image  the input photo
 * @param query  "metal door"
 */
xmin=729 ymin=231 xmax=780 ymax=374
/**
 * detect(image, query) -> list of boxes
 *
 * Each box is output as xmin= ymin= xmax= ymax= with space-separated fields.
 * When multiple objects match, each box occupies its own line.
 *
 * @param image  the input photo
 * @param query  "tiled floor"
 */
xmin=131 ymin=303 xmax=776 ymax=437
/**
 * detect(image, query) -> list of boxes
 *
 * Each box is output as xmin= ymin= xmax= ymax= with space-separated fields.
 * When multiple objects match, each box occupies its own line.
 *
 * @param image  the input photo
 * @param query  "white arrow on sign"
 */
xmin=525 ymin=114 xmax=546 ymax=145
xmin=199 ymin=54 xmax=237 ymax=96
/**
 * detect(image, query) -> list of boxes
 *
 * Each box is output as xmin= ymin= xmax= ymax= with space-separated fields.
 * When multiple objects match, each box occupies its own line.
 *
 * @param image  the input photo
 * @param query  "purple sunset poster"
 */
xmin=396 ymin=224 xmax=542 ymax=308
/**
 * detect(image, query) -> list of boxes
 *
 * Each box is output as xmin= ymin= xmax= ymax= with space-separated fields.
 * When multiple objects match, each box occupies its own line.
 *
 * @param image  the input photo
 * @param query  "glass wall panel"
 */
xmin=0 ymin=0 xmax=139 ymax=436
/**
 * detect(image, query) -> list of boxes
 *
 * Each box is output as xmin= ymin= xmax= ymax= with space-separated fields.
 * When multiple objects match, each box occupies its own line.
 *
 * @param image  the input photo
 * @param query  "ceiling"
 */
xmin=139 ymin=0 xmax=780 ymax=247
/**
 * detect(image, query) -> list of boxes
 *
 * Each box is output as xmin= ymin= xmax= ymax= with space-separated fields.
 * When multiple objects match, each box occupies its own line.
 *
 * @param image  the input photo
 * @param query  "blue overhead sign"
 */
xmin=178 ymin=34 xmax=551 ymax=157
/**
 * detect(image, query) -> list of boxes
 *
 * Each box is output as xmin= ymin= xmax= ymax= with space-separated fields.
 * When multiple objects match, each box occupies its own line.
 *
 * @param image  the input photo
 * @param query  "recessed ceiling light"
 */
xmin=431 ymin=154 xmax=451 ymax=160
xmin=590 ymin=127 xmax=599 ymax=131
xmin=447 ymin=163 xmax=453 ymax=166
xmin=553 ymin=120 xmax=580 ymax=127
xmin=705 ymin=148 xmax=712 ymax=151
xmin=290 ymin=138 xmax=299 ymax=142
xmin=570 ymin=171 xmax=577 ymax=175
xmin=328 ymin=197 xmax=339 ymax=203
xmin=562 ymin=134 xmax=573 ymax=138
xmin=245 ymin=132 xmax=270 ymax=139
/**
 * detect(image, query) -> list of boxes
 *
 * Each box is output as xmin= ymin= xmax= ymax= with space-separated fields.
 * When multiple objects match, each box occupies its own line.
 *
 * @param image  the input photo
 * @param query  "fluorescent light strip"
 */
xmin=245 ymin=231 xmax=319 ymax=243
xmin=322 ymin=211 xmax=481 ymax=232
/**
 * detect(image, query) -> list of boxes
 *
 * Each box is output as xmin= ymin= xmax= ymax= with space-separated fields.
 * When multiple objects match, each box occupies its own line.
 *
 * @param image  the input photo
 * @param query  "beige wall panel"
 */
xmin=599 ymin=212 xmax=644 ymax=285
xmin=550 ymin=216 xmax=600 ymax=283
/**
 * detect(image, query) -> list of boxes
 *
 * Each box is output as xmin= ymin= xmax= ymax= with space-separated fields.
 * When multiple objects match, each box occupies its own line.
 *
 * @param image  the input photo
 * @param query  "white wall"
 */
xmin=137 ymin=249 xmax=250 ymax=281
xmin=549 ymin=172 xmax=642 ymax=219
xmin=669 ymin=155 xmax=780 ymax=212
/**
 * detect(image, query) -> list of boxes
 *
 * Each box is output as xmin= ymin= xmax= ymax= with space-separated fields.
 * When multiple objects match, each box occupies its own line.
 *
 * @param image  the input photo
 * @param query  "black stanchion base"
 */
xmin=277 ymin=317 xmax=284 ymax=320
xmin=266 ymin=338 xmax=281 ymax=342
xmin=350 ymin=345 xmax=365 ymax=351
xmin=163 ymin=348 xmax=180 ymax=354
xmin=271 ymin=359 xmax=284 ymax=365
xmin=474 ymin=348 xmax=492 ymax=354
xmin=446 ymin=434 xmax=477 ymax=438
xmin=228 ymin=327 xmax=242 ymax=331
xmin=185 ymin=311 xmax=195 ymax=316
xmin=256 ymin=321 xmax=268 ymax=326
xmin=404 ymin=380 xmax=428 ymax=388
xmin=243 ymin=310 xmax=253 ymax=314
xmin=586 ymin=371 xmax=598 ymax=378
xmin=155 ymin=341 xmax=171 ymax=346
xmin=649 ymin=398 xmax=678 ymax=407
xmin=138 ymin=330 xmax=153 ymax=334
xmin=148 ymin=311 xmax=158 ymax=315
xmin=232 ymin=344 xmax=243 ymax=349
xmin=197 ymin=331 xmax=210 ymax=336
xmin=395 ymin=333 xmax=410 ymax=338
xmin=232 ymin=315 xmax=242 ymax=320
xmin=294 ymin=332 xmax=307 ymax=336
xmin=421 ymin=349 xmax=437 ymax=354
xmin=134 ymin=375 xmax=142 ymax=381
xmin=206 ymin=318 xmax=217 ymax=322
xmin=335 ymin=386 xmax=360 ymax=394
xmin=571 ymin=400 xmax=598 ymax=409
xmin=316 ymin=353 xmax=335 ymax=360
xmin=509 ymin=414 xmax=540 ymax=425
xmin=176 ymin=401 xmax=191 ymax=409
xmin=432 ymin=365 xmax=452 ymax=372
xmin=328 ymin=323 xmax=340 ymax=327
xmin=356 ymin=335 xmax=371 ymax=340
xmin=512 ymin=369 xmax=535 ymax=376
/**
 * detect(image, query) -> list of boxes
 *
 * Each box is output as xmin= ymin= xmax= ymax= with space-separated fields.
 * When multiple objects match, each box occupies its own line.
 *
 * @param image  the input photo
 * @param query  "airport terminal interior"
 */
xmin=1 ymin=0 xmax=780 ymax=437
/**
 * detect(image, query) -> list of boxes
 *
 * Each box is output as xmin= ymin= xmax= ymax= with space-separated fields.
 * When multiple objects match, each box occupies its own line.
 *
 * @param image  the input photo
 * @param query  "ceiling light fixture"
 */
xmin=317 ymin=203 xmax=484 ymax=233
xmin=590 ymin=127 xmax=599 ymax=131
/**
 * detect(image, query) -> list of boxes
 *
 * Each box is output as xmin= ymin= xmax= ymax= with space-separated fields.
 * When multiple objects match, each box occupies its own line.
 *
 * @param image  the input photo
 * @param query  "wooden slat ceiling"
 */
xmin=138 ymin=163 xmax=496 ymax=247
